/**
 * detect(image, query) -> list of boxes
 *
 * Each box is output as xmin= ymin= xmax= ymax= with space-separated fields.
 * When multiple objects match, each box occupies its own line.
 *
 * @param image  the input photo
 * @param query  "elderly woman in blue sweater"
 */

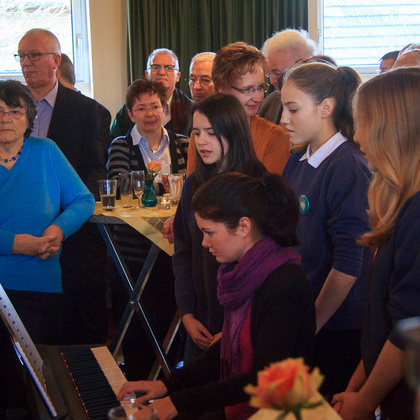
xmin=0 ymin=80 xmax=95 ymax=345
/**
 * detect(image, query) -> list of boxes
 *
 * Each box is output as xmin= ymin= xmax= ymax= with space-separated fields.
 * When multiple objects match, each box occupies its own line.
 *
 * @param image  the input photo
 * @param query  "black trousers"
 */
xmin=60 ymin=223 xmax=108 ymax=345
xmin=314 ymin=328 xmax=362 ymax=401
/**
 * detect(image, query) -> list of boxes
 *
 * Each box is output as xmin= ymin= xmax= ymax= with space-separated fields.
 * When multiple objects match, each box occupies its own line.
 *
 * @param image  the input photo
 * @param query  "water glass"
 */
xmin=108 ymin=405 xmax=156 ymax=420
xmin=161 ymin=163 xmax=171 ymax=194
xmin=119 ymin=172 xmax=133 ymax=208
xmin=132 ymin=170 xmax=145 ymax=209
xmin=168 ymin=174 xmax=184 ymax=204
xmin=98 ymin=179 xmax=117 ymax=211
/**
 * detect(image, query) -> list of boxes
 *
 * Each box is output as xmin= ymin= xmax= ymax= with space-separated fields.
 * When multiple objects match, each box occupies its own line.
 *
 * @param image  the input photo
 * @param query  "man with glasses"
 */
xmin=110 ymin=48 xmax=193 ymax=138
xmin=258 ymin=29 xmax=317 ymax=125
xmin=16 ymin=28 xmax=107 ymax=345
xmin=188 ymin=52 xmax=216 ymax=103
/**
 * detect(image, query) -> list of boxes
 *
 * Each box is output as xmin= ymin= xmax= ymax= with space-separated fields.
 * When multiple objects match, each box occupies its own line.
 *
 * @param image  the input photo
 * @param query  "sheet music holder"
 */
xmin=0 ymin=283 xmax=69 ymax=419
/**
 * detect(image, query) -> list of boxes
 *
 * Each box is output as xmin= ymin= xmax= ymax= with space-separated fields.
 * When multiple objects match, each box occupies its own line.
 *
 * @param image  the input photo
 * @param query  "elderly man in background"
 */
xmin=111 ymin=48 xmax=193 ymax=138
xmin=17 ymin=28 xmax=107 ymax=345
xmin=188 ymin=52 xmax=216 ymax=102
xmin=258 ymin=29 xmax=317 ymax=125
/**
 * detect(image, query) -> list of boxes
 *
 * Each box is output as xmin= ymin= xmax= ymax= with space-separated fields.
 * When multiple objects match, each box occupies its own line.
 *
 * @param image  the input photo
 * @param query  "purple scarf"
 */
xmin=217 ymin=237 xmax=301 ymax=379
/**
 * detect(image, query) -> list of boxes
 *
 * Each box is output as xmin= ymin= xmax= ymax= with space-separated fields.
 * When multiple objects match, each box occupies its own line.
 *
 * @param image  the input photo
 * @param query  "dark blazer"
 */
xmin=47 ymin=83 xmax=106 ymax=198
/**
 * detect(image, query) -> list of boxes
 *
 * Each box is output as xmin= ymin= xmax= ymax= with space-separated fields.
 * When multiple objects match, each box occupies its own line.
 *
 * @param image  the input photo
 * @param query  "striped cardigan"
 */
xmin=106 ymin=129 xmax=189 ymax=264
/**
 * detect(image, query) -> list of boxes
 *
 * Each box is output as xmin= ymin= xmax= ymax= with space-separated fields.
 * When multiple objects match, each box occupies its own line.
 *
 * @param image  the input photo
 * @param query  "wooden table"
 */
xmin=90 ymin=200 xmax=179 ymax=378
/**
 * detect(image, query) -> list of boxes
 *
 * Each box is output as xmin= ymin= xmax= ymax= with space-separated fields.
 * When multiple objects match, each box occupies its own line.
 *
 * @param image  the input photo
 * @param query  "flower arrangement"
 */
xmin=245 ymin=358 xmax=324 ymax=420
xmin=145 ymin=160 xmax=162 ymax=182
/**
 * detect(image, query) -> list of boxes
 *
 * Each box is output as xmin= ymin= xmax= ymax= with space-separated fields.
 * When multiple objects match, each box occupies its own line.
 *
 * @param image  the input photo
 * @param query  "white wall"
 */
xmin=88 ymin=0 xmax=127 ymax=119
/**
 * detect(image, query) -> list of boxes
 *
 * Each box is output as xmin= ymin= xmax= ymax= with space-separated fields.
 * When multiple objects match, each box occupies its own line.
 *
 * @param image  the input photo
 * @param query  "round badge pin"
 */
xmin=299 ymin=195 xmax=309 ymax=215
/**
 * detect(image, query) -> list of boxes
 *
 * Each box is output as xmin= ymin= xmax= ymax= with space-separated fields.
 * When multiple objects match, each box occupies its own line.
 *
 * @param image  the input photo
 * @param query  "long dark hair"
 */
xmin=0 ymin=80 xmax=36 ymax=138
xmin=192 ymin=93 xmax=266 ymax=190
xmin=192 ymin=172 xmax=299 ymax=247
xmin=284 ymin=62 xmax=361 ymax=141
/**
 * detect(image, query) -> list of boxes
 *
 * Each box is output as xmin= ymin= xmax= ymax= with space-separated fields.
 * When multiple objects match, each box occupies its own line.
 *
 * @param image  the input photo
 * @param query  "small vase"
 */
xmin=142 ymin=179 xmax=157 ymax=207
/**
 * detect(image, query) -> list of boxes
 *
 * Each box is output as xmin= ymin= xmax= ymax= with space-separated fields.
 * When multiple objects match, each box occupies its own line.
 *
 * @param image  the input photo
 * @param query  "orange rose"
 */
xmin=245 ymin=358 xmax=323 ymax=411
xmin=148 ymin=161 xmax=162 ymax=173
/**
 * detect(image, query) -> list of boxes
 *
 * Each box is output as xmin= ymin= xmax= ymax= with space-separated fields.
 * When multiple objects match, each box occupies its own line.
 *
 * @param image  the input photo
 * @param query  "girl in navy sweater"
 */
xmin=281 ymin=62 xmax=372 ymax=398
xmin=332 ymin=67 xmax=420 ymax=420
xmin=172 ymin=94 xmax=266 ymax=364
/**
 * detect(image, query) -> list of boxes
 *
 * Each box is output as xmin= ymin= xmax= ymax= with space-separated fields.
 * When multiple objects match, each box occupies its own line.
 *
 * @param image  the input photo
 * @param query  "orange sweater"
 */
xmin=186 ymin=115 xmax=290 ymax=175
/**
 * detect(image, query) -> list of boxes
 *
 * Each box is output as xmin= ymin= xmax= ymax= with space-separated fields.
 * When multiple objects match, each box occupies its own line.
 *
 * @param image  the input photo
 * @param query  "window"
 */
xmin=0 ymin=0 xmax=89 ymax=83
xmin=309 ymin=0 xmax=420 ymax=74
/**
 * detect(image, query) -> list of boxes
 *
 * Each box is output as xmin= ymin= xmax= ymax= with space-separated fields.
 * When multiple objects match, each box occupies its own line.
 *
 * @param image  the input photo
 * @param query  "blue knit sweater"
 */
xmin=0 ymin=137 xmax=95 ymax=293
xmin=283 ymin=140 xmax=371 ymax=329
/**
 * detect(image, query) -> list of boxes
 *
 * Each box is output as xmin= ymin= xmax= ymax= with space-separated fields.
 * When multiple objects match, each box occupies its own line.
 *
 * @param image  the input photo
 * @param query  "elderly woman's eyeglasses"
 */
xmin=0 ymin=109 xmax=25 ymax=120
xmin=230 ymin=83 xmax=269 ymax=96
xmin=149 ymin=64 xmax=178 ymax=73
xmin=14 ymin=52 xmax=56 ymax=62
xmin=188 ymin=77 xmax=213 ymax=87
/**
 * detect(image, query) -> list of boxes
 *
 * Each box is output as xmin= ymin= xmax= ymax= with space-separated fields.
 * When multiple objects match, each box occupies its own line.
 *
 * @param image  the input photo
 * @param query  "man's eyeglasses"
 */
xmin=188 ymin=77 xmax=213 ymax=87
xmin=230 ymin=83 xmax=269 ymax=96
xmin=131 ymin=105 xmax=163 ymax=114
xmin=267 ymin=59 xmax=304 ymax=83
xmin=14 ymin=52 xmax=56 ymax=62
xmin=149 ymin=64 xmax=178 ymax=73
xmin=0 ymin=109 xmax=25 ymax=120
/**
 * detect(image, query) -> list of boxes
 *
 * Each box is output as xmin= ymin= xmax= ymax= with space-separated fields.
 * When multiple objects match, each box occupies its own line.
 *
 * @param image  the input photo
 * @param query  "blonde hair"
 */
xmin=212 ymin=42 xmax=267 ymax=91
xmin=356 ymin=67 xmax=420 ymax=247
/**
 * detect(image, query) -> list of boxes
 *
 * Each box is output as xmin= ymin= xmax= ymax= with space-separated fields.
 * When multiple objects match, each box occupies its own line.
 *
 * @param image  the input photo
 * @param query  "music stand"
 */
xmin=0 ymin=284 xmax=67 ymax=419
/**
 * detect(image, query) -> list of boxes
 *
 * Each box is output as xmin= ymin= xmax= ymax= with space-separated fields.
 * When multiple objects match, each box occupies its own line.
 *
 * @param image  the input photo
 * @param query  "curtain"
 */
xmin=127 ymin=0 xmax=308 ymax=95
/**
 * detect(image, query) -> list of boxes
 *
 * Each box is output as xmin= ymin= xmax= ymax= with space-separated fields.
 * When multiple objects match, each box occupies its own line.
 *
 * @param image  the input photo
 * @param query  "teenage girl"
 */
xmin=172 ymin=93 xmax=266 ymax=364
xmin=332 ymin=68 xmax=420 ymax=420
xmin=281 ymin=62 xmax=372 ymax=397
xmin=118 ymin=172 xmax=315 ymax=420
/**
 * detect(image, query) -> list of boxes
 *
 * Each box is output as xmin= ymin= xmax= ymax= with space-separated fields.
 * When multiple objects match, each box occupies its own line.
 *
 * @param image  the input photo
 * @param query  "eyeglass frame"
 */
xmin=130 ymin=105 xmax=164 ymax=114
xmin=267 ymin=59 xmax=304 ymax=85
xmin=187 ymin=76 xmax=213 ymax=87
xmin=148 ymin=64 xmax=178 ymax=73
xmin=14 ymin=52 xmax=57 ymax=63
xmin=0 ymin=109 xmax=25 ymax=120
xmin=230 ymin=83 xmax=270 ymax=96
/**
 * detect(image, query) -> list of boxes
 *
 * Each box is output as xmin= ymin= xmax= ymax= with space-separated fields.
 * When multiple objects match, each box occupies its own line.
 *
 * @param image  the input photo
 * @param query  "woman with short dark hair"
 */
xmin=0 ymin=80 xmax=95 ymax=344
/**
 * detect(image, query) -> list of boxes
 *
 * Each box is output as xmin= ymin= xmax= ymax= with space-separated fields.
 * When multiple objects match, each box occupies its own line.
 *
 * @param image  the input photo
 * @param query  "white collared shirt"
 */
xmin=299 ymin=132 xmax=347 ymax=168
xmin=131 ymin=125 xmax=171 ymax=179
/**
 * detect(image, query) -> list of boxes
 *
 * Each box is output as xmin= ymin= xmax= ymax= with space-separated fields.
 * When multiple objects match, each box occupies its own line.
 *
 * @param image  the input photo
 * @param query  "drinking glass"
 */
xmin=98 ymin=179 xmax=117 ymax=211
xmin=108 ymin=405 xmax=156 ymax=420
xmin=161 ymin=163 xmax=171 ymax=194
xmin=131 ymin=170 xmax=145 ymax=209
xmin=168 ymin=174 xmax=184 ymax=204
xmin=119 ymin=172 xmax=133 ymax=208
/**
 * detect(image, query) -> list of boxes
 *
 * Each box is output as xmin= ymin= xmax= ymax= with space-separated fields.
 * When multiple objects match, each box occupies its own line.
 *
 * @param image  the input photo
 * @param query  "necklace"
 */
xmin=0 ymin=145 xmax=23 ymax=164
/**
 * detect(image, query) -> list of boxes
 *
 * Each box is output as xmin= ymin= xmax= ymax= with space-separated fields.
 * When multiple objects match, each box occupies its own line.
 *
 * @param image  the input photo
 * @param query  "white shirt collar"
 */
xmin=299 ymin=132 xmax=347 ymax=168
xmin=131 ymin=125 xmax=169 ymax=148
